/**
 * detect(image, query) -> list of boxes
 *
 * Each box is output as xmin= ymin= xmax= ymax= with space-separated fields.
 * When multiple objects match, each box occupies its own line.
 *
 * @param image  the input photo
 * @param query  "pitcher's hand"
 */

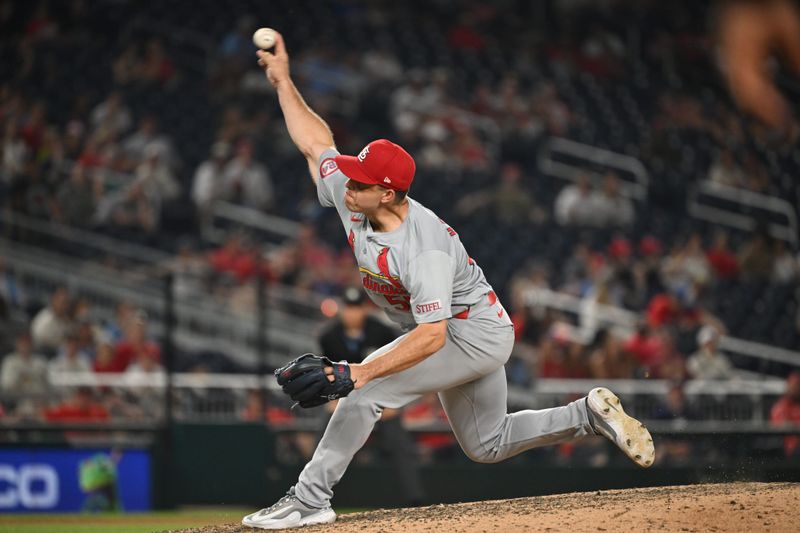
xmin=256 ymin=30 xmax=290 ymax=88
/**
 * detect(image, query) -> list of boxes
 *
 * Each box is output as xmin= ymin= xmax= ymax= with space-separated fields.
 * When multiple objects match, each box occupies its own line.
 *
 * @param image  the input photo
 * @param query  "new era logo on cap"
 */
xmin=334 ymin=139 xmax=415 ymax=191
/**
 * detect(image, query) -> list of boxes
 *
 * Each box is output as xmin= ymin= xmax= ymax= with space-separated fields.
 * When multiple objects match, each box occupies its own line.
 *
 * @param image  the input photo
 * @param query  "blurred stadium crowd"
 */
xmin=1 ymin=0 xmax=799 ymax=465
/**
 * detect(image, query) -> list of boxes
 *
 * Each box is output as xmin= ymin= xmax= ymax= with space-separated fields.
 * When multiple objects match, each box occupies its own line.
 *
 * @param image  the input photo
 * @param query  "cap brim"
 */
xmin=334 ymin=155 xmax=379 ymax=186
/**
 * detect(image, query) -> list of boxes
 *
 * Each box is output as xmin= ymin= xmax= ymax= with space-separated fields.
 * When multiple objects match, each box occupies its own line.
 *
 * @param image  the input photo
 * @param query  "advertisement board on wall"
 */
xmin=0 ymin=449 xmax=150 ymax=512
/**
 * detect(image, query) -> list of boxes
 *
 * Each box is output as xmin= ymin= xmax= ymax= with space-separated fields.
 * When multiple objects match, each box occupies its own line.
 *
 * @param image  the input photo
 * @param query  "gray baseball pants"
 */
xmin=294 ymin=305 xmax=595 ymax=508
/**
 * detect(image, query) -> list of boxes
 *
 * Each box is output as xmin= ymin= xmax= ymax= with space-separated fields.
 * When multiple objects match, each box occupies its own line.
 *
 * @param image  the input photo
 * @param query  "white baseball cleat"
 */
xmin=242 ymin=492 xmax=336 ymax=530
xmin=587 ymin=387 xmax=655 ymax=468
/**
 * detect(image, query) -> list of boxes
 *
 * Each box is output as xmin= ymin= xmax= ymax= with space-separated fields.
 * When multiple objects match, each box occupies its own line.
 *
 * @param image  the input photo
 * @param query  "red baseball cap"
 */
xmin=334 ymin=139 xmax=415 ymax=191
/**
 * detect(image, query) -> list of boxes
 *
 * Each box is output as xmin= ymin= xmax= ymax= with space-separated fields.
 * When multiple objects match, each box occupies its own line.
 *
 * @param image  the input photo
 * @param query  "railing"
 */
xmin=35 ymin=372 xmax=791 ymax=430
xmin=688 ymin=180 xmax=798 ymax=246
xmin=538 ymin=137 xmax=649 ymax=199
xmin=523 ymin=286 xmax=800 ymax=369
xmin=202 ymin=201 xmax=303 ymax=245
xmin=49 ymin=371 xmax=273 ymax=390
xmin=0 ymin=210 xmax=170 ymax=267
xmin=2 ymin=199 xmax=306 ymax=264
xmin=512 ymin=381 xmax=786 ymax=426
xmin=524 ymin=287 xmax=638 ymax=344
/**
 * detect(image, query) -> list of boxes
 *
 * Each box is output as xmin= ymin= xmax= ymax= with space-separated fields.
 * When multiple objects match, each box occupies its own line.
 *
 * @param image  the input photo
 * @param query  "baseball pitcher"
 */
xmin=242 ymin=31 xmax=655 ymax=530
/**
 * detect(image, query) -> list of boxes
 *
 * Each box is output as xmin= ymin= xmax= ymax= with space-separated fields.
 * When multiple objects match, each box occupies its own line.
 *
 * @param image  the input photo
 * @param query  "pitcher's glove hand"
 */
xmin=275 ymin=353 xmax=355 ymax=408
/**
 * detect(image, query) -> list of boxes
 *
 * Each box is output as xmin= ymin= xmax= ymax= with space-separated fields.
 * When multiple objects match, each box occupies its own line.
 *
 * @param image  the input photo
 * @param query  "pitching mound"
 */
xmin=171 ymin=482 xmax=799 ymax=532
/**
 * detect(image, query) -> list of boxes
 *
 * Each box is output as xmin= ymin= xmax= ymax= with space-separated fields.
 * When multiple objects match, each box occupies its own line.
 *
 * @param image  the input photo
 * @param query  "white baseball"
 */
xmin=253 ymin=28 xmax=276 ymax=50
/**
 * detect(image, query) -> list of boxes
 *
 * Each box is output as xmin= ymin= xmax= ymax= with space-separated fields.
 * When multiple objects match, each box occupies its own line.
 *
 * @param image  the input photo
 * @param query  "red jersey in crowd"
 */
xmin=44 ymin=390 xmax=109 ymax=423
xmin=706 ymin=248 xmax=739 ymax=279
xmin=112 ymin=340 xmax=161 ymax=372
xmin=624 ymin=332 xmax=665 ymax=368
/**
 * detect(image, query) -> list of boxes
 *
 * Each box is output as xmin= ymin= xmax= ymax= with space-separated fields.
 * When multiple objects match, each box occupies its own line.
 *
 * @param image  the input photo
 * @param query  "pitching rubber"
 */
xmin=588 ymin=387 xmax=656 ymax=468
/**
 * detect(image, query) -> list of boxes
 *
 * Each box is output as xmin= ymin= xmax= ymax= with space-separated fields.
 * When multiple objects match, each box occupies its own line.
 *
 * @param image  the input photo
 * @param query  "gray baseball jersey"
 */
xmin=317 ymin=148 xmax=497 ymax=331
xmin=292 ymin=148 xmax=596 ymax=508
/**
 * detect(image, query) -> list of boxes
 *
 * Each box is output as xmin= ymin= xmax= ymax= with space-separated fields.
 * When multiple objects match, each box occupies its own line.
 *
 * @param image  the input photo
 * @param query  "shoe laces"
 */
xmin=264 ymin=493 xmax=297 ymax=513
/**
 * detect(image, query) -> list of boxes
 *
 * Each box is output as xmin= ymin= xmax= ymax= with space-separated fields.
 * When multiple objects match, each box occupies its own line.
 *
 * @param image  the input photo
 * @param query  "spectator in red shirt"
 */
xmin=537 ymin=336 xmax=570 ymax=378
xmin=647 ymin=290 xmax=709 ymax=333
xmin=706 ymin=230 xmax=739 ymax=279
xmin=624 ymin=322 xmax=665 ymax=371
xmin=112 ymin=312 xmax=160 ymax=371
xmin=639 ymin=235 xmax=663 ymax=258
xmin=770 ymin=372 xmax=800 ymax=458
xmin=77 ymin=134 xmax=108 ymax=169
xmin=447 ymin=14 xmax=486 ymax=51
xmin=646 ymin=292 xmax=680 ymax=328
xmin=209 ymin=232 xmax=268 ymax=283
xmin=93 ymin=342 xmax=117 ymax=373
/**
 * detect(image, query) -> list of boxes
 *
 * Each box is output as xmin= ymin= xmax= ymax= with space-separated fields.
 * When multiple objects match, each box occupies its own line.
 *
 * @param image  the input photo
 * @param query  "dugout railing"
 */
xmin=33 ymin=371 xmax=791 ymax=427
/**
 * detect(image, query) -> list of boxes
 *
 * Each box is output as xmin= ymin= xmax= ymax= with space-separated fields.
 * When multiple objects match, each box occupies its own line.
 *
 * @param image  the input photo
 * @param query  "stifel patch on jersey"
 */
xmin=320 ymin=158 xmax=338 ymax=178
xmin=415 ymin=299 xmax=442 ymax=314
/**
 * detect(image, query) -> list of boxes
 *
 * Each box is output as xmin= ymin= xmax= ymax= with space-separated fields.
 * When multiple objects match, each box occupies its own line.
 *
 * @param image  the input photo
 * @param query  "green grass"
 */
xmin=0 ymin=508 xmax=368 ymax=533
xmin=0 ymin=525 xmax=195 ymax=533
xmin=0 ymin=508 xmax=251 ymax=533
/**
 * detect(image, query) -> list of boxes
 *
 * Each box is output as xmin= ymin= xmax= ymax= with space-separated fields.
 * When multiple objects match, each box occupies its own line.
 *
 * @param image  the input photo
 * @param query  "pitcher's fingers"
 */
xmin=272 ymin=31 xmax=287 ymax=56
xmin=256 ymin=49 xmax=275 ymax=62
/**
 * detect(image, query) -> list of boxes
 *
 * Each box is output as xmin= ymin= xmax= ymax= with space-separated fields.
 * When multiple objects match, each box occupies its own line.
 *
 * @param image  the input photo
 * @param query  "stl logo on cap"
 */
xmin=334 ymin=139 xmax=416 ymax=191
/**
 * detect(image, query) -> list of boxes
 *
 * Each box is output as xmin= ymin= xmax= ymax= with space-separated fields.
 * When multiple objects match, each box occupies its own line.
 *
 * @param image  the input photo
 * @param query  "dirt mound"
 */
xmin=169 ymin=482 xmax=799 ymax=532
